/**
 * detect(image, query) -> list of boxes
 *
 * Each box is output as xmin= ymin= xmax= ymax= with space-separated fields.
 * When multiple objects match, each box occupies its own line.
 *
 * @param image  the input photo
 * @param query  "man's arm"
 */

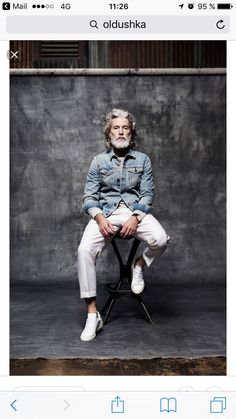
xmin=133 ymin=155 xmax=154 ymax=214
xmin=82 ymin=157 xmax=116 ymax=238
xmin=82 ymin=157 xmax=103 ymax=213
xmin=120 ymin=155 xmax=154 ymax=238
xmin=87 ymin=207 xmax=103 ymax=219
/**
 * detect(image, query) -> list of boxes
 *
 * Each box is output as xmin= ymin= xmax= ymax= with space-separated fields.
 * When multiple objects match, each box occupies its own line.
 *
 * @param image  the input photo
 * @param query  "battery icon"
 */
xmin=217 ymin=3 xmax=233 ymax=9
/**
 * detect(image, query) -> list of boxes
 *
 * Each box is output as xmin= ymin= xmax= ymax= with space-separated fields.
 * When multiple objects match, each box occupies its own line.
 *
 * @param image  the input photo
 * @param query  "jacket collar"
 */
xmin=108 ymin=148 xmax=136 ymax=161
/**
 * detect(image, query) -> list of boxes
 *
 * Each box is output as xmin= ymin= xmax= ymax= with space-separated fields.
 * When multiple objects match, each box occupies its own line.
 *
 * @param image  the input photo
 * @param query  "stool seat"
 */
xmin=101 ymin=235 xmax=154 ymax=325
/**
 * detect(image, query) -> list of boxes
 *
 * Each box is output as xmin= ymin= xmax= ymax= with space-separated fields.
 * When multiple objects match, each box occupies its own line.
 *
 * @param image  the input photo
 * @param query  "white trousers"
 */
xmin=77 ymin=207 xmax=169 ymax=298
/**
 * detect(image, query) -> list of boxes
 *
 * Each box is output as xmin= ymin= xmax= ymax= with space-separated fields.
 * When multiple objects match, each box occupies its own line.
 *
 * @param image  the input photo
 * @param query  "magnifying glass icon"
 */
xmin=90 ymin=20 xmax=99 ymax=29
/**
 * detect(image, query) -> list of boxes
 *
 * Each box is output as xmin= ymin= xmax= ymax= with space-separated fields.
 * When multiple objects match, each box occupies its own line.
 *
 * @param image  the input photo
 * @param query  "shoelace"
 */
xmin=133 ymin=267 xmax=143 ymax=283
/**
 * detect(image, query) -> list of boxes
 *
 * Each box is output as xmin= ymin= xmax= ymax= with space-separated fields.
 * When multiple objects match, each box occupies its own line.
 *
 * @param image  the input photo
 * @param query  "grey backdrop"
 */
xmin=10 ymin=74 xmax=226 ymax=286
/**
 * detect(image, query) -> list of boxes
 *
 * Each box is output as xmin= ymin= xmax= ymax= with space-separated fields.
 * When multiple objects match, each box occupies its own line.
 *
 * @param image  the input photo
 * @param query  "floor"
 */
xmin=10 ymin=281 xmax=226 ymax=375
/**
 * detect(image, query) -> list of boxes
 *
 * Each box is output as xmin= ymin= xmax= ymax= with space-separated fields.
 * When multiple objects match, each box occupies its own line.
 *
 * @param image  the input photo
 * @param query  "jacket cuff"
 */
xmin=83 ymin=200 xmax=103 ymax=212
xmin=133 ymin=203 xmax=153 ymax=214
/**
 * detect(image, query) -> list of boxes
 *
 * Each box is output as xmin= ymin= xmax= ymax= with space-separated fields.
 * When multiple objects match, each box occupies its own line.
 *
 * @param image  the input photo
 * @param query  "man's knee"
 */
xmin=148 ymin=232 xmax=169 ymax=252
xmin=77 ymin=242 xmax=101 ymax=261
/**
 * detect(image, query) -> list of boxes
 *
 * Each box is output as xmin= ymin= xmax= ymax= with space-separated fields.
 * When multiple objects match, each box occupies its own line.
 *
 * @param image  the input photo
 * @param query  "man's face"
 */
xmin=109 ymin=117 xmax=131 ymax=149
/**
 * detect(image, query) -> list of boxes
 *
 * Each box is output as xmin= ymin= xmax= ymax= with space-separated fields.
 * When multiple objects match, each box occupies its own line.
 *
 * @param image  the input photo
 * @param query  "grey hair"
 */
xmin=104 ymin=108 xmax=137 ymax=150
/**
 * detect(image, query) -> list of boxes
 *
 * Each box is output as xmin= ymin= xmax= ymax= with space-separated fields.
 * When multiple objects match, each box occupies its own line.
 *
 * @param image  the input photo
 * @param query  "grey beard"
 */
xmin=110 ymin=137 xmax=131 ymax=149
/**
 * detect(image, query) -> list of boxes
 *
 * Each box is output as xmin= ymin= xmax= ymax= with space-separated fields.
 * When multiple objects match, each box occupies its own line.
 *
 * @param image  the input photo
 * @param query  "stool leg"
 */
xmin=136 ymin=295 xmax=154 ymax=325
xmin=102 ymin=237 xmax=155 ymax=325
xmin=101 ymin=276 xmax=123 ymax=324
xmin=101 ymin=294 xmax=114 ymax=316
xmin=127 ymin=238 xmax=140 ymax=266
xmin=101 ymin=237 xmax=127 ymax=324
xmin=102 ymin=295 xmax=117 ymax=325
xmin=111 ymin=239 xmax=124 ymax=266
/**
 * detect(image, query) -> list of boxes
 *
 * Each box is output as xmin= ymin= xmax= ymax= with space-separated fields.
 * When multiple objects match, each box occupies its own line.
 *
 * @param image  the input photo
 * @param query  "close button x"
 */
xmin=10 ymin=50 xmax=19 ymax=59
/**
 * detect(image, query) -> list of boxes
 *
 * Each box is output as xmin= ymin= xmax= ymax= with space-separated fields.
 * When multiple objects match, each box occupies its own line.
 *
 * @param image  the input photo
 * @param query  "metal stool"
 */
xmin=101 ymin=235 xmax=154 ymax=325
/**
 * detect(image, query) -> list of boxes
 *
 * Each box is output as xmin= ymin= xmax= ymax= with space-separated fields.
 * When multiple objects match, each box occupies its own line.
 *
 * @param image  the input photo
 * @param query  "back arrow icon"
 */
xmin=10 ymin=400 xmax=17 ymax=411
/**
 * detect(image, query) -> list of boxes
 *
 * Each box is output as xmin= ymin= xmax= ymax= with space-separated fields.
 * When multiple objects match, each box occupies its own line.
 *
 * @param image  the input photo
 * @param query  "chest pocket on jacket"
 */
xmin=127 ymin=166 xmax=143 ymax=187
xmin=100 ymin=169 xmax=115 ymax=187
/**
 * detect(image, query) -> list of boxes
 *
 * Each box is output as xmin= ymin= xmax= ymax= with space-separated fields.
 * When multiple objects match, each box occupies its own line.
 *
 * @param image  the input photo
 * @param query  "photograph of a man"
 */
xmin=10 ymin=40 xmax=226 ymax=375
xmin=78 ymin=109 xmax=170 ymax=341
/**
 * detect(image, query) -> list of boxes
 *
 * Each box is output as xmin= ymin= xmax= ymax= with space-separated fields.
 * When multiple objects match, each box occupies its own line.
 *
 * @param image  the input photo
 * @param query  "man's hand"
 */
xmin=95 ymin=214 xmax=116 ymax=239
xmin=119 ymin=216 xmax=139 ymax=239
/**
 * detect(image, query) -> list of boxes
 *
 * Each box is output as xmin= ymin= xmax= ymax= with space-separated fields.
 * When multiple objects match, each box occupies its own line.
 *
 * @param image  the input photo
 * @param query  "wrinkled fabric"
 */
xmin=78 ymin=206 xmax=169 ymax=298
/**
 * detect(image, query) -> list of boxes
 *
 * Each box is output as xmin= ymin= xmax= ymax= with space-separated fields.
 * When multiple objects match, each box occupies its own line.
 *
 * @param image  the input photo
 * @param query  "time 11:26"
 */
xmin=109 ymin=3 xmax=129 ymax=9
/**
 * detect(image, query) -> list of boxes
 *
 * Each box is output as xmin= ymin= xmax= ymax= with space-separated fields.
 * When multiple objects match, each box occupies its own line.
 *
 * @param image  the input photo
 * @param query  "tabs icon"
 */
xmin=210 ymin=396 xmax=227 ymax=413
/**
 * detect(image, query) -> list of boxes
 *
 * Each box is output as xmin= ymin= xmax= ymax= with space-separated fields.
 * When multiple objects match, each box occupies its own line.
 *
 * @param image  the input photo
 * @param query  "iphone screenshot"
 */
xmin=0 ymin=0 xmax=235 ymax=417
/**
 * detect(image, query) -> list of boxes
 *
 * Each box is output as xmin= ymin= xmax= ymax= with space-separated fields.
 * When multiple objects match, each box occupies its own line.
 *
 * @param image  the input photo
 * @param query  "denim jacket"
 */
xmin=83 ymin=148 xmax=154 ymax=217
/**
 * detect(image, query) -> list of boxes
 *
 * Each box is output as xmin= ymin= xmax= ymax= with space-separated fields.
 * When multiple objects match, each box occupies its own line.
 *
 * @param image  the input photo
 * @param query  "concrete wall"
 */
xmin=10 ymin=74 xmax=226 ymax=285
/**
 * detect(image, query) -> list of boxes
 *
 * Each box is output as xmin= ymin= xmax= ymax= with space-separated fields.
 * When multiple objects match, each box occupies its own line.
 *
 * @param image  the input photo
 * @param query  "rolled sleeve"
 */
xmin=132 ymin=209 xmax=146 ymax=221
xmin=87 ymin=207 xmax=103 ymax=219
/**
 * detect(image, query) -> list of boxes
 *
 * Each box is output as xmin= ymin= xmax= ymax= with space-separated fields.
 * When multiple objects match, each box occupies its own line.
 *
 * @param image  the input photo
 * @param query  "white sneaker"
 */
xmin=131 ymin=262 xmax=145 ymax=294
xmin=80 ymin=311 xmax=103 ymax=341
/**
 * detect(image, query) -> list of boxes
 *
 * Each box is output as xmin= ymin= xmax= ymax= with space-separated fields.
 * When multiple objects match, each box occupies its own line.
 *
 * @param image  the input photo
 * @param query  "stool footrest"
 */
xmin=105 ymin=283 xmax=132 ymax=294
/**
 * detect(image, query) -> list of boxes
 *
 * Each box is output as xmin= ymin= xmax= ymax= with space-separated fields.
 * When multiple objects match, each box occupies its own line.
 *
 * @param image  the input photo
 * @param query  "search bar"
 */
xmin=6 ymin=15 xmax=230 ymax=34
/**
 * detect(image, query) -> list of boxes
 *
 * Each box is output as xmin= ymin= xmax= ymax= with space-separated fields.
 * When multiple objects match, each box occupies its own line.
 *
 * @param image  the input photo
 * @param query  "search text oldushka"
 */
xmin=103 ymin=19 xmax=146 ymax=29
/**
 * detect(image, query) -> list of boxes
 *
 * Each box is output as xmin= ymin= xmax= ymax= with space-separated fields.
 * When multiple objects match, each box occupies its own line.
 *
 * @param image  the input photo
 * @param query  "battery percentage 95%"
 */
xmin=198 ymin=3 xmax=216 ymax=9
